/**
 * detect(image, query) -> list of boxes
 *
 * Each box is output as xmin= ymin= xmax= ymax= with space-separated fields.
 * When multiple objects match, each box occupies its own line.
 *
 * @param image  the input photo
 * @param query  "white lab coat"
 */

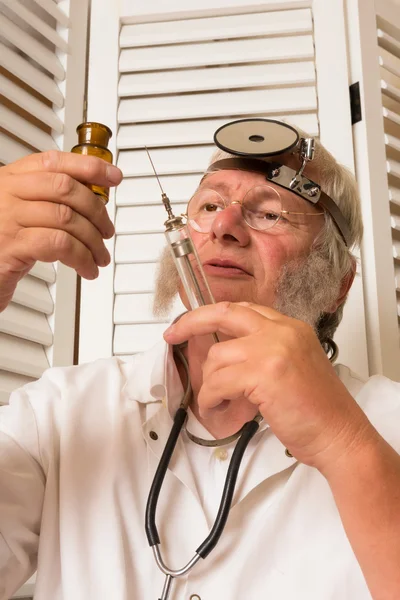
xmin=1 ymin=340 xmax=400 ymax=600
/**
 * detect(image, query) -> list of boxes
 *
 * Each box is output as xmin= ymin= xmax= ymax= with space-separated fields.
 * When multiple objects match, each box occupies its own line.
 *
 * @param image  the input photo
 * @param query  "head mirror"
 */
xmin=214 ymin=118 xmax=300 ymax=157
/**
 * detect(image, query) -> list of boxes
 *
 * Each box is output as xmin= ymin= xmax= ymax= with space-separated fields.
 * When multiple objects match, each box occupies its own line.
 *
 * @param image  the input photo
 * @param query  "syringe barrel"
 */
xmin=165 ymin=224 xmax=215 ymax=310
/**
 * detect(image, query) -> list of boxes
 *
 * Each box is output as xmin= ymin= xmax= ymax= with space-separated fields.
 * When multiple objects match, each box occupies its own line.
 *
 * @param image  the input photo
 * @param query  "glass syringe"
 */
xmin=145 ymin=147 xmax=219 ymax=344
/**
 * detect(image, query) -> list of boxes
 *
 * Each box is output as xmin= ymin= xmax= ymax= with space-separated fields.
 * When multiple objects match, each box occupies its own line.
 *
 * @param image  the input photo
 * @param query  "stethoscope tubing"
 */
xmin=145 ymin=405 xmax=260 ymax=576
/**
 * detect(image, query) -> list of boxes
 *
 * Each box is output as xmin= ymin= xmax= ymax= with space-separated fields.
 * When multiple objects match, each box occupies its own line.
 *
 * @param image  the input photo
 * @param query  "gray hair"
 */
xmin=205 ymin=128 xmax=363 ymax=347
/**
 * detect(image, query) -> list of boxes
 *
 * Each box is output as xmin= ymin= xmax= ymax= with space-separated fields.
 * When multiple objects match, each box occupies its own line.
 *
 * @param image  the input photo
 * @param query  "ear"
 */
xmin=326 ymin=258 xmax=356 ymax=313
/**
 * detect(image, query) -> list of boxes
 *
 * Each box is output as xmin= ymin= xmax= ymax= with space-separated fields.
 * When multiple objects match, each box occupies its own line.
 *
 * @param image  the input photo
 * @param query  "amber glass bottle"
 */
xmin=71 ymin=122 xmax=113 ymax=204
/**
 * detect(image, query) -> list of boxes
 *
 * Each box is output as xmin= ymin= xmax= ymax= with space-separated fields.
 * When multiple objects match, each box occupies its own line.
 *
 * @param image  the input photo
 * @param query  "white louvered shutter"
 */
xmin=114 ymin=9 xmax=321 ymax=357
xmin=81 ymin=0 xmax=369 ymax=378
xmin=0 ymin=0 xmax=89 ymax=407
xmin=346 ymin=0 xmax=400 ymax=381
xmin=379 ymin=4 xmax=400 ymax=358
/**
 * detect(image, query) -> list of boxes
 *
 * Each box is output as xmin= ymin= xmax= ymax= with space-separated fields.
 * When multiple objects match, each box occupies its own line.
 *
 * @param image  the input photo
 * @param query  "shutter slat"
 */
xmin=383 ymin=107 xmax=400 ymax=128
xmin=114 ymin=293 xmax=183 ymax=324
xmin=393 ymin=239 xmax=400 ymax=258
xmin=389 ymin=186 xmax=400 ymax=206
xmin=391 ymin=214 xmax=400 ymax=231
xmin=0 ymin=370 xmax=35 ymax=405
xmin=114 ymin=323 xmax=169 ymax=355
xmin=378 ymin=28 xmax=400 ymax=60
xmin=117 ymin=174 xmax=201 ymax=206
xmin=1 ymin=0 xmax=69 ymax=52
xmin=117 ymin=113 xmax=319 ymax=149
xmin=119 ymin=35 xmax=315 ymax=73
xmin=118 ymin=86 xmax=317 ymax=124
xmin=0 ymin=303 xmax=53 ymax=346
xmin=115 ymin=264 xmax=158 ymax=293
xmin=379 ymin=55 xmax=400 ymax=80
xmin=377 ymin=14 xmax=400 ymax=42
xmin=381 ymin=79 xmax=400 ymax=103
xmin=115 ymin=233 xmax=166 ymax=264
xmin=387 ymin=158 xmax=400 ymax=179
xmin=395 ymin=266 xmax=400 ymax=290
xmin=0 ymin=132 xmax=32 ymax=164
xmin=0 ymin=14 xmax=65 ymax=80
xmin=120 ymin=9 xmax=312 ymax=47
xmin=0 ymin=75 xmax=64 ymax=134
xmin=0 ymin=106 xmax=59 ymax=152
xmin=31 ymin=0 xmax=70 ymax=27
xmin=118 ymin=145 xmax=227 ymax=177
xmin=29 ymin=262 xmax=56 ymax=284
xmin=116 ymin=203 xmax=187 ymax=234
xmin=12 ymin=276 xmax=54 ymax=315
xmin=0 ymin=42 xmax=64 ymax=107
xmin=385 ymin=132 xmax=400 ymax=154
xmin=119 ymin=61 xmax=316 ymax=97
xmin=0 ymin=332 xmax=49 ymax=378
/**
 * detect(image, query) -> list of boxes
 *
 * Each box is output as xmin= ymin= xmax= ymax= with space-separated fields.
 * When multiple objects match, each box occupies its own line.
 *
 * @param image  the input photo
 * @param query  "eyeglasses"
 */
xmin=187 ymin=185 xmax=325 ymax=234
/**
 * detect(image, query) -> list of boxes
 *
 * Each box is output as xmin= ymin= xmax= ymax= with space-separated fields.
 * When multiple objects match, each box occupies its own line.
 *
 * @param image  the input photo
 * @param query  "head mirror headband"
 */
xmin=208 ymin=118 xmax=351 ymax=247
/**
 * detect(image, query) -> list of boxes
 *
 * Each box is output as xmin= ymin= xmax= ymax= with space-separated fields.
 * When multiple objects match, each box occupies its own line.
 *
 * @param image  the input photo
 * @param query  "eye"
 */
xmin=202 ymin=203 xmax=222 ymax=213
xmin=262 ymin=211 xmax=280 ymax=221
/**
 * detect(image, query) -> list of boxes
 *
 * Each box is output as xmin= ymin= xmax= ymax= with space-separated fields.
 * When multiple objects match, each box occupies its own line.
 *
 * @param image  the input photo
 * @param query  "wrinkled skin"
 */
xmin=0 ymin=151 xmax=122 ymax=312
xmin=164 ymin=301 xmax=373 ymax=475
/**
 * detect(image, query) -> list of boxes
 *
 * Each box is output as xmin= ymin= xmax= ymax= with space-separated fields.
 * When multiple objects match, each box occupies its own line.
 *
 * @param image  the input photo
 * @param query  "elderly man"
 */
xmin=0 ymin=119 xmax=399 ymax=600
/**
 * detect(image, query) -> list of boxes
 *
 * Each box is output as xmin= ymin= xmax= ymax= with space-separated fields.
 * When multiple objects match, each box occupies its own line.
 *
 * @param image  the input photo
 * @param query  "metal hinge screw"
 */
xmin=307 ymin=186 xmax=319 ymax=197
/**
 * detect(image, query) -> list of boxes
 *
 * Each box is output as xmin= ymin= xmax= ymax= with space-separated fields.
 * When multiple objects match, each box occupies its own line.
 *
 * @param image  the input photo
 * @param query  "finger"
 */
xmin=12 ymin=228 xmax=100 ymax=280
xmin=14 ymin=201 xmax=110 ymax=268
xmin=2 ymin=150 xmax=122 ymax=187
xmin=236 ymin=301 xmax=285 ymax=321
xmin=198 ymin=362 xmax=255 ymax=417
xmin=7 ymin=172 xmax=115 ymax=239
xmin=164 ymin=302 xmax=268 ymax=344
xmin=203 ymin=338 xmax=250 ymax=380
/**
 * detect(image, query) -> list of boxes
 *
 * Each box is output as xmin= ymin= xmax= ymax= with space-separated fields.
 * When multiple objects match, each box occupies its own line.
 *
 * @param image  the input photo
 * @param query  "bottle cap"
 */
xmin=76 ymin=122 xmax=112 ymax=148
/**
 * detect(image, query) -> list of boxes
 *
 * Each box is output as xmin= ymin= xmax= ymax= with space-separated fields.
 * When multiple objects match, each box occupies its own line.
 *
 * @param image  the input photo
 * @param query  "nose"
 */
xmin=208 ymin=202 xmax=250 ymax=246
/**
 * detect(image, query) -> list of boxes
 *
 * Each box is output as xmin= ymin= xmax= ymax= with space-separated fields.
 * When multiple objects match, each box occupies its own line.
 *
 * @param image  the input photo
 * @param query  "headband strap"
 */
xmin=206 ymin=158 xmax=351 ymax=247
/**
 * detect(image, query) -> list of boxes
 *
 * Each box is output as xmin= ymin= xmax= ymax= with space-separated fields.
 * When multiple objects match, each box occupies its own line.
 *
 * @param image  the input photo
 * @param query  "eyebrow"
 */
xmin=198 ymin=179 xmax=234 ymax=194
xmin=198 ymin=175 xmax=311 ymax=206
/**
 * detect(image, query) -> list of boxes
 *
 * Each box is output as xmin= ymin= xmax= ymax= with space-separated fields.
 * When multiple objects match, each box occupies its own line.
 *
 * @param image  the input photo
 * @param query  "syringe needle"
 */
xmin=144 ymin=145 xmax=174 ymax=220
xmin=144 ymin=146 xmax=165 ymax=194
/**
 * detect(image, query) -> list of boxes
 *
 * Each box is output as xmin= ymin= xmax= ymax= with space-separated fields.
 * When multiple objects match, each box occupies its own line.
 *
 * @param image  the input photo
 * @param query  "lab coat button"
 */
xmin=214 ymin=448 xmax=228 ymax=461
xmin=190 ymin=595 xmax=201 ymax=600
xmin=149 ymin=431 xmax=158 ymax=440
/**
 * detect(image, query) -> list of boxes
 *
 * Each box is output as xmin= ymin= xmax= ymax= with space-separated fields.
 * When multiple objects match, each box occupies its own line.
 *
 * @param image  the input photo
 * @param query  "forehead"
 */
xmin=200 ymin=169 xmax=267 ymax=192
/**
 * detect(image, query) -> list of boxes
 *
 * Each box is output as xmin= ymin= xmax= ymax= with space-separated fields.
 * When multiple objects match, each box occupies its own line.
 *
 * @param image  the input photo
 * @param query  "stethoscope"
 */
xmin=145 ymin=345 xmax=262 ymax=600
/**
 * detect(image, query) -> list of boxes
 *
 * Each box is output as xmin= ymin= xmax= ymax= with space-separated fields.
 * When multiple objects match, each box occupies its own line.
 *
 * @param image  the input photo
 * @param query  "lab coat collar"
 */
xmin=124 ymin=340 xmax=202 ymax=503
xmin=123 ymin=339 xmax=183 ymax=414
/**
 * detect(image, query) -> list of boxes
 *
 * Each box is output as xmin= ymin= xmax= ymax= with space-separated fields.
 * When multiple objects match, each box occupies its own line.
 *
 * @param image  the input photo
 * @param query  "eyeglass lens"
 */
xmin=187 ymin=185 xmax=318 ymax=233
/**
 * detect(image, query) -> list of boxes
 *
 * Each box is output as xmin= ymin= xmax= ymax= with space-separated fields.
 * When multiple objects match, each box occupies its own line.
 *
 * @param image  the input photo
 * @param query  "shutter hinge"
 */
xmin=349 ymin=82 xmax=362 ymax=125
